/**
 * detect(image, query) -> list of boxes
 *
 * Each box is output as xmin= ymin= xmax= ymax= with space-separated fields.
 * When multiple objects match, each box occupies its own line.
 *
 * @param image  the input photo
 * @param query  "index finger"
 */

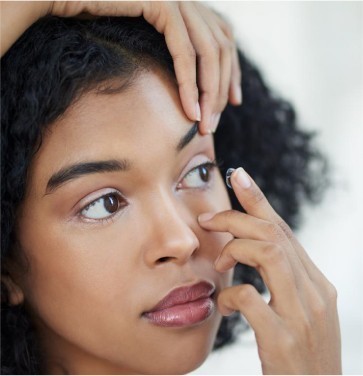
xmin=229 ymin=167 xmax=287 ymax=226
xmin=229 ymin=167 xmax=324 ymax=282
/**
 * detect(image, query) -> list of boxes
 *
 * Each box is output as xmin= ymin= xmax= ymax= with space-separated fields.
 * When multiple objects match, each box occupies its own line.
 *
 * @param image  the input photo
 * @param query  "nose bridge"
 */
xmin=142 ymin=187 xmax=199 ymax=266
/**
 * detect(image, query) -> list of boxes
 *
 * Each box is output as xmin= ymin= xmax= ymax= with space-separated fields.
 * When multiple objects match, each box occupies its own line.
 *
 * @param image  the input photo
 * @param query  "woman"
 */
xmin=1 ymin=13 xmax=341 ymax=376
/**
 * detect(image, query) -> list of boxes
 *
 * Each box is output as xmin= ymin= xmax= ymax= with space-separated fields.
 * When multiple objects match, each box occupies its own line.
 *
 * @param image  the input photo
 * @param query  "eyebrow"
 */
xmin=45 ymin=159 xmax=130 ymax=194
xmin=176 ymin=122 xmax=199 ymax=152
xmin=45 ymin=122 xmax=199 ymax=195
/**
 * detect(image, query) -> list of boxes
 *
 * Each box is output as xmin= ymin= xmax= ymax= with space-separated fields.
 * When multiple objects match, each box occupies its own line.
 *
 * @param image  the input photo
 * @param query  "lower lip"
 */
xmin=143 ymin=297 xmax=215 ymax=327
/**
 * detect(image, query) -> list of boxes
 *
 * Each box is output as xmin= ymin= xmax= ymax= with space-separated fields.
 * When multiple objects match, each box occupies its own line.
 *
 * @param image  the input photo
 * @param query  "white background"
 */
xmin=191 ymin=1 xmax=363 ymax=374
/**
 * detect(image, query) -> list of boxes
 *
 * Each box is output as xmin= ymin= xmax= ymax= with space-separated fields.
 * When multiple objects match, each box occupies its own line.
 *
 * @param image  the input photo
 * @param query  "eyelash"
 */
xmin=77 ymin=159 xmax=221 ymax=224
xmin=177 ymin=159 xmax=219 ymax=191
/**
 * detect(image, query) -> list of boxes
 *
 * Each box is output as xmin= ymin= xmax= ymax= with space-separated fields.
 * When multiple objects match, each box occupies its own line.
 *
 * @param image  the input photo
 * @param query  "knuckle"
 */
xmin=326 ymin=281 xmax=338 ymax=302
xmin=220 ymin=36 xmax=234 ymax=52
xmin=160 ymin=1 xmax=175 ymax=13
xmin=261 ymin=243 xmax=284 ymax=265
xmin=184 ymin=45 xmax=197 ymax=61
xmin=218 ymin=92 xmax=229 ymax=109
xmin=300 ymin=313 xmax=312 ymax=333
xmin=277 ymin=332 xmax=297 ymax=353
xmin=249 ymin=188 xmax=265 ymax=207
xmin=277 ymin=218 xmax=294 ymax=240
xmin=296 ymin=311 xmax=314 ymax=341
xmin=173 ymin=46 xmax=196 ymax=64
xmin=236 ymin=284 xmax=256 ymax=305
xmin=223 ymin=23 xmax=234 ymax=39
xmin=223 ymin=237 xmax=235 ymax=252
xmin=311 ymin=297 xmax=327 ymax=321
xmin=200 ymin=90 xmax=214 ymax=104
xmin=223 ymin=209 xmax=237 ymax=221
xmin=226 ymin=38 xmax=235 ymax=52
xmin=265 ymin=222 xmax=285 ymax=243
xmin=177 ymin=80 xmax=197 ymax=93
xmin=202 ymin=39 xmax=220 ymax=58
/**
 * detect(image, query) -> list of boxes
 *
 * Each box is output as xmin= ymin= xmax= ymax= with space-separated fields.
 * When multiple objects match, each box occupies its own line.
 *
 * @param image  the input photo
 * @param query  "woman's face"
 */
xmin=15 ymin=69 xmax=233 ymax=374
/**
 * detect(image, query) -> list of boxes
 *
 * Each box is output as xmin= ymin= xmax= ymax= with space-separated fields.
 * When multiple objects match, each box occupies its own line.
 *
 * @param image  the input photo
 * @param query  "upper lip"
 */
xmin=144 ymin=280 xmax=216 ymax=313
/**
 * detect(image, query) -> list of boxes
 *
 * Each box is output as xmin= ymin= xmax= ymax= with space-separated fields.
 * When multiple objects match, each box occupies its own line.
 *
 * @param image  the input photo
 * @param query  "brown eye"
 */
xmin=81 ymin=192 xmax=123 ymax=220
xmin=104 ymin=193 xmax=119 ymax=213
xmin=199 ymin=166 xmax=209 ymax=182
xmin=179 ymin=161 xmax=216 ymax=189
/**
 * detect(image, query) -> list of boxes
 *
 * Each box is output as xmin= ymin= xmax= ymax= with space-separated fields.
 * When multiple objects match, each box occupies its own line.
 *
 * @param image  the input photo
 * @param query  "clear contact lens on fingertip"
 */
xmin=225 ymin=168 xmax=235 ymax=189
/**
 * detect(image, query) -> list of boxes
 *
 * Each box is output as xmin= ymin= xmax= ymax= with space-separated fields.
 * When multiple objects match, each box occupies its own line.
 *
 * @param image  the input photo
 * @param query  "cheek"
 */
xmin=179 ymin=168 xmax=230 ymax=213
xmin=181 ymin=171 xmax=233 ymax=282
xmin=17 ymin=214 xmax=141 ymax=345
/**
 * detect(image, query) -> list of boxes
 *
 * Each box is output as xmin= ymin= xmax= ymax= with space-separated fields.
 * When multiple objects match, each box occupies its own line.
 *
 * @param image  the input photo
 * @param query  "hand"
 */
xmin=198 ymin=167 xmax=341 ymax=374
xmin=1 ymin=1 xmax=241 ymax=134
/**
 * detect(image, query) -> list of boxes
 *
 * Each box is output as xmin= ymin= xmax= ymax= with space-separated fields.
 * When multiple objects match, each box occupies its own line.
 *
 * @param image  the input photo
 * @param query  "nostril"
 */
xmin=157 ymin=257 xmax=172 ymax=263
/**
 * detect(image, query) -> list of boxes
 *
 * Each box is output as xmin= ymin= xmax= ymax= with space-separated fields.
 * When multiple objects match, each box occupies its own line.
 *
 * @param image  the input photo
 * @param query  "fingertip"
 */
xmin=229 ymin=82 xmax=243 ymax=106
xmin=198 ymin=212 xmax=215 ymax=223
xmin=213 ymin=113 xmax=221 ymax=133
xmin=233 ymin=167 xmax=251 ymax=190
xmin=195 ymin=102 xmax=201 ymax=121
xmin=197 ymin=119 xmax=213 ymax=136
xmin=219 ymin=305 xmax=235 ymax=316
xmin=199 ymin=113 xmax=220 ymax=135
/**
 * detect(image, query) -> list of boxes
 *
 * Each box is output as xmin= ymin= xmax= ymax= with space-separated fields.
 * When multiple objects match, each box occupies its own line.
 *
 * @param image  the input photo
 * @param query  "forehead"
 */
xmin=46 ymin=70 xmax=185 ymax=157
xmin=28 ymin=70 xmax=196 ymax=194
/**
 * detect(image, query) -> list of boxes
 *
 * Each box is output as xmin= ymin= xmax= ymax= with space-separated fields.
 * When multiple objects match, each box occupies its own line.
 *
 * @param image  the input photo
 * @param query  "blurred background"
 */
xmin=191 ymin=1 xmax=363 ymax=374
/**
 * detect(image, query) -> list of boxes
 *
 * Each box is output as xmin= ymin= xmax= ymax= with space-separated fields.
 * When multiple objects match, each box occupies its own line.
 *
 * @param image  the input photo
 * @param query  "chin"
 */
xmin=141 ymin=313 xmax=222 ymax=375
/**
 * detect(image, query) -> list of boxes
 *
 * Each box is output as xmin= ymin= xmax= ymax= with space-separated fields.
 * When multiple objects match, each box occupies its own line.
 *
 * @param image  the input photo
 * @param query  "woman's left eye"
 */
xmin=178 ymin=161 xmax=217 ymax=189
xmin=80 ymin=192 xmax=124 ymax=220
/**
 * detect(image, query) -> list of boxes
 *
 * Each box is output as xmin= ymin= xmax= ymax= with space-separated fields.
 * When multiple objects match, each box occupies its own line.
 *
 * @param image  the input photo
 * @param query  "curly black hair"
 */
xmin=1 ymin=15 xmax=328 ymax=374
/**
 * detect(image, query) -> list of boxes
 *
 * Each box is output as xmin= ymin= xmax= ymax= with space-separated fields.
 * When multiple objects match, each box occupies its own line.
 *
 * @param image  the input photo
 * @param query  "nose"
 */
xmin=141 ymin=190 xmax=200 ymax=268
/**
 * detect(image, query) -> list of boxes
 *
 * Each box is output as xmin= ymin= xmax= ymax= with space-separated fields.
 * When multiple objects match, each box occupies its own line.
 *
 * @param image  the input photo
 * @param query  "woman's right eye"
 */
xmin=80 ymin=192 xmax=124 ymax=220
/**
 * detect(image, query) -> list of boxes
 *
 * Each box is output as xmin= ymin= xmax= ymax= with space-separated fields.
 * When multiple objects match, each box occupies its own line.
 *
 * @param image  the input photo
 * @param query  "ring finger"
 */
xmin=216 ymin=238 xmax=305 ymax=316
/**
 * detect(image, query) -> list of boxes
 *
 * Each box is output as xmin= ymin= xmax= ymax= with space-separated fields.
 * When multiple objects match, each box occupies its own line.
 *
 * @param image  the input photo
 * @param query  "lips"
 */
xmin=142 ymin=281 xmax=216 ymax=327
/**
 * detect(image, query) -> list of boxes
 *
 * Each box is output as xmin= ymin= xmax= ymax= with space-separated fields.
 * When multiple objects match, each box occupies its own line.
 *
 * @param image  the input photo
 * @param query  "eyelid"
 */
xmin=177 ymin=157 xmax=220 ymax=190
xmin=179 ymin=154 xmax=215 ymax=180
xmin=75 ymin=188 xmax=125 ymax=215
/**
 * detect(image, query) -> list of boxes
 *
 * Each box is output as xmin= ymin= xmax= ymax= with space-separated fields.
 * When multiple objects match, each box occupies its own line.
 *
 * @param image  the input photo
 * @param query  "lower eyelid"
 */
xmin=76 ymin=200 xmax=128 ymax=225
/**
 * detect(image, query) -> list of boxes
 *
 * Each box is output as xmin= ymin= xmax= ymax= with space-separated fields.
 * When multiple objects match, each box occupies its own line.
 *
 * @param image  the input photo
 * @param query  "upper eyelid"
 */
xmin=179 ymin=155 xmax=216 ymax=179
xmin=182 ymin=160 xmax=218 ymax=177
xmin=78 ymin=189 xmax=123 ymax=214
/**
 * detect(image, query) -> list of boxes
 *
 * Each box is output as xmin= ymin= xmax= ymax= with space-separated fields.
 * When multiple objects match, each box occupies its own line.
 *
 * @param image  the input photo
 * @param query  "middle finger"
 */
xmin=179 ymin=1 xmax=221 ymax=135
xmin=216 ymin=238 xmax=304 ymax=316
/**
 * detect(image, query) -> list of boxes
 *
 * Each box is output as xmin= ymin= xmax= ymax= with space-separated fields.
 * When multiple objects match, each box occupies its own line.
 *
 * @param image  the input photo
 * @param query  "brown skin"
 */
xmin=5 ymin=69 xmax=341 ymax=374
xmin=9 ymin=69 xmax=233 ymax=374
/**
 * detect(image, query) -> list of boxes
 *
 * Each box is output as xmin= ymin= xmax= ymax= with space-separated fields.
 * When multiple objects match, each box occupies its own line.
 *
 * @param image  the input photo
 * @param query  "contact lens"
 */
xmin=225 ymin=168 xmax=235 ymax=189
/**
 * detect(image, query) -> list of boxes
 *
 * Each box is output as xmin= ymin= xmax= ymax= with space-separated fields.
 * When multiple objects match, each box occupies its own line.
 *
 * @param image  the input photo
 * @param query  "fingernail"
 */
xmin=225 ymin=168 xmax=235 ymax=189
xmin=234 ymin=83 xmax=242 ymax=105
xmin=214 ymin=253 xmax=222 ymax=268
xmin=208 ymin=113 xmax=215 ymax=134
xmin=235 ymin=167 xmax=251 ymax=189
xmin=221 ymin=306 xmax=235 ymax=316
xmin=195 ymin=102 xmax=201 ymax=121
xmin=198 ymin=212 xmax=215 ymax=222
xmin=213 ymin=113 xmax=221 ymax=133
